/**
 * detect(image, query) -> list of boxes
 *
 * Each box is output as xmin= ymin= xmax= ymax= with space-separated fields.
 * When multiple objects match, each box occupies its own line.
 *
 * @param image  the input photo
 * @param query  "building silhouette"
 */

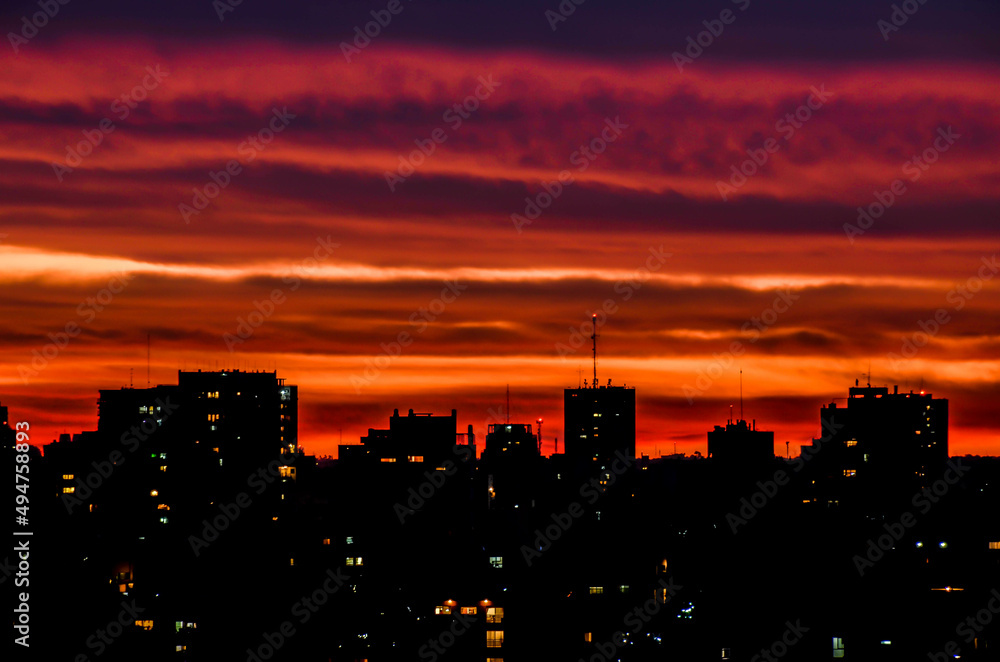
xmin=564 ymin=380 xmax=636 ymax=462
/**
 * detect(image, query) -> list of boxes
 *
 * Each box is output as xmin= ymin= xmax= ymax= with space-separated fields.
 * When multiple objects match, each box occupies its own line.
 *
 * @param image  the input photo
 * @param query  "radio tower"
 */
xmin=591 ymin=314 xmax=598 ymax=388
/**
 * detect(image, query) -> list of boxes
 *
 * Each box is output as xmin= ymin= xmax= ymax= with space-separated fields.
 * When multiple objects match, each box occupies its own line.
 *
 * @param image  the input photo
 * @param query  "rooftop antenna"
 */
xmin=577 ymin=366 xmax=583 ymax=389
xmin=591 ymin=314 xmax=598 ymax=388
xmin=786 ymin=441 xmax=790 ymax=460
xmin=130 ymin=368 xmax=133 ymax=389
xmin=867 ymin=359 xmax=871 ymax=388
xmin=740 ymin=369 xmax=744 ymax=422
xmin=506 ymin=385 xmax=510 ymax=425
xmin=147 ymin=333 xmax=151 ymax=387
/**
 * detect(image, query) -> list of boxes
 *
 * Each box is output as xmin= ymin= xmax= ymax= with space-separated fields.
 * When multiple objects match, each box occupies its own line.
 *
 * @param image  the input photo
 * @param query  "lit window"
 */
xmin=845 ymin=440 xmax=858 ymax=447
xmin=159 ymin=517 xmax=168 ymax=524
xmin=619 ymin=585 xmax=629 ymax=593
xmin=380 ymin=458 xmax=397 ymax=463
xmin=843 ymin=470 xmax=856 ymax=477
xmin=135 ymin=620 xmax=154 ymax=630
xmin=176 ymin=645 xmax=187 ymax=652
xmin=63 ymin=487 xmax=76 ymax=494
xmin=150 ymin=490 xmax=158 ymax=497
xmin=346 ymin=536 xmax=354 ymax=545
xmin=989 ymin=542 xmax=1000 ymax=550
xmin=160 ymin=466 xmax=167 ymax=472
xmin=486 ymin=659 xmax=504 ymax=662
xmin=487 ymin=607 xmax=504 ymax=623
xmin=157 ymin=504 xmax=170 ymax=510
xmin=279 ymin=466 xmax=296 ymax=479
xmin=584 ymin=632 xmax=592 ymax=642
xmin=489 ymin=556 xmax=503 ymax=569
xmin=322 ymin=538 xmax=331 ymax=546
xmin=408 ymin=455 xmax=424 ymax=463
xmin=589 ymin=586 xmax=604 ymax=595
xmin=346 ymin=557 xmax=363 ymax=566
xmin=833 ymin=637 xmax=845 ymax=658
xmin=62 ymin=474 xmax=74 ymax=480
xmin=722 ymin=648 xmax=731 ymax=659
xmin=207 ymin=414 xmax=220 ymax=421
xmin=487 ymin=631 xmax=504 ymax=648
xmin=461 ymin=607 xmax=477 ymax=615
xmin=435 ymin=606 xmax=452 ymax=615
xmin=290 ymin=558 xmax=295 ymax=566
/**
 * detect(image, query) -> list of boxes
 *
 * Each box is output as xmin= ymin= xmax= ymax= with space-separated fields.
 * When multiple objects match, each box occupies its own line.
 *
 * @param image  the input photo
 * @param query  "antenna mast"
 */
xmin=740 ymin=369 xmax=744 ymax=422
xmin=147 ymin=333 xmax=151 ymax=387
xmin=506 ymin=385 xmax=510 ymax=425
xmin=591 ymin=314 xmax=598 ymax=388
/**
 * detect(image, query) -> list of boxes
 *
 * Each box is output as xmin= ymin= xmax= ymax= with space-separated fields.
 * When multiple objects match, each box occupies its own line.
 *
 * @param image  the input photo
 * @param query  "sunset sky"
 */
xmin=2 ymin=0 xmax=998 ymax=458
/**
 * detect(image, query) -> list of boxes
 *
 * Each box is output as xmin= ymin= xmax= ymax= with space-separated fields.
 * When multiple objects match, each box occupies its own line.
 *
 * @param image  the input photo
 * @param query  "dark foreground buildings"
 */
xmin=11 ymin=375 xmax=1000 ymax=661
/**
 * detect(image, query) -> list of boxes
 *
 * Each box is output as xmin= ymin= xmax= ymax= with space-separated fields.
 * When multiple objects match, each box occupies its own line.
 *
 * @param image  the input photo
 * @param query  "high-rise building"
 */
xmin=339 ymin=408 xmax=475 ymax=466
xmin=564 ymin=382 xmax=636 ymax=462
xmin=707 ymin=418 xmax=774 ymax=465
xmin=805 ymin=384 xmax=948 ymax=505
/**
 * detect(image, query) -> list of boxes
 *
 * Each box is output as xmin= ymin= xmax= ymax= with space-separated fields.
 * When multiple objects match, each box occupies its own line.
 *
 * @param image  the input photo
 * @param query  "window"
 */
xmin=487 ymin=607 xmax=504 ymax=623
xmin=584 ymin=632 xmax=592 ymax=642
xmin=589 ymin=586 xmax=604 ymax=595
xmin=157 ymin=504 xmax=170 ymax=510
xmin=461 ymin=607 xmax=477 ymax=615
xmin=346 ymin=536 xmax=354 ymax=545
xmin=160 ymin=465 xmax=168 ymax=472
xmin=135 ymin=620 xmax=154 ymax=630
xmin=63 ymin=487 xmax=75 ymax=494
xmin=722 ymin=649 xmax=731 ymax=659
xmin=619 ymin=585 xmax=629 ymax=593
xmin=845 ymin=440 xmax=858 ymax=447
xmin=279 ymin=466 xmax=296 ymax=479
xmin=150 ymin=490 xmax=158 ymax=497
xmin=62 ymin=474 xmax=74 ymax=480
xmin=322 ymin=538 xmax=331 ymax=546
xmin=380 ymin=458 xmax=397 ymax=463
xmin=989 ymin=542 xmax=1000 ymax=550
xmin=434 ymin=606 xmax=452 ymax=615
xmin=487 ymin=631 xmax=504 ymax=648
xmin=486 ymin=659 xmax=503 ymax=662
xmin=290 ymin=558 xmax=295 ymax=566
xmin=843 ymin=469 xmax=856 ymax=477
xmin=346 ymin=557 xmax=363 ymax=566
xmin=833 ymin=637 xmax=845 ymax=658
xmin=207 ymin=414 xmax=220 ymax=422
xmin=489 ymin=556 xmax=503 ymax=569
xmin=176 ymin=645 xmax=187 ymax=652
xmin=159 ymin=517 xmax=169 ymax=524
xmin=407 ymin=455 xmax=424 ymax=463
